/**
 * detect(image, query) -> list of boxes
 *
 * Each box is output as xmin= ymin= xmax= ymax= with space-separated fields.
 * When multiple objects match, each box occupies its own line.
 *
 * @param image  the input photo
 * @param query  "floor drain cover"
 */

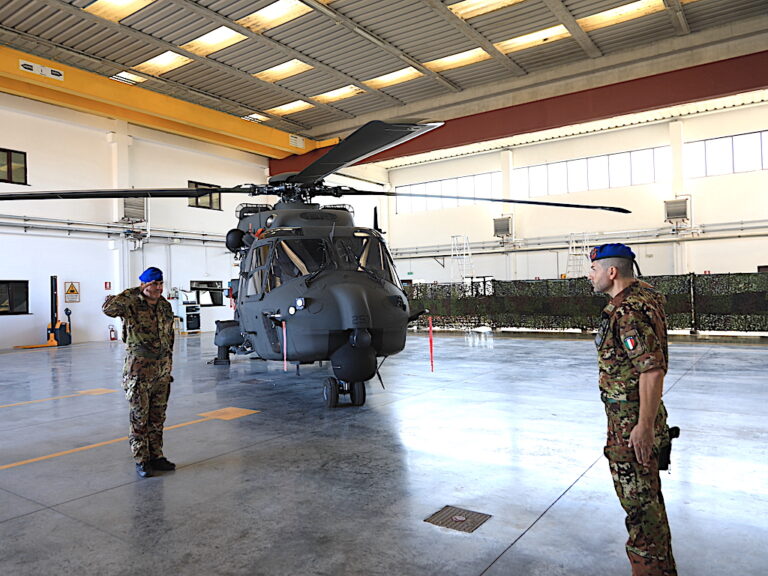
xmin=424 ymin=505 xmax=492 ymax=533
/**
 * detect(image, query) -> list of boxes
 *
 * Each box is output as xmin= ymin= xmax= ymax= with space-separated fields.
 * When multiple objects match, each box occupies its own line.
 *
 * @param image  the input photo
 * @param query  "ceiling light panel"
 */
xmin=180 ymin=26 xmax=247 ymax=57
xmin=83 ymin=0 xmax=155 ymax=22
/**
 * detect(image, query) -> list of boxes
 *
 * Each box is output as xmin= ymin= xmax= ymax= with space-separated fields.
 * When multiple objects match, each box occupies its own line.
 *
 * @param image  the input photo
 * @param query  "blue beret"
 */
xmin=139 ymin=267 xmax=163 ymax=283
xmin=589 ymin=243 xmax=636 ymax=262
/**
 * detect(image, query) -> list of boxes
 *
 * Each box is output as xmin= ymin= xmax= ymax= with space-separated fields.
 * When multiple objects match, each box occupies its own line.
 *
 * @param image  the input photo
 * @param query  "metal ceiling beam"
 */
xmin=301 ymin=0 xmax=462 ymax=93
xmin=173 ymin=0 xmax=403 ymax=107
xmin=664 ymin=0 xmax=691 ymax=35
xmin=0 ymin=24 xmax=310 ymax=133
xmin=46 ymin=0 xmax=353 ymax=122
xmin=420 ymin=0 xmax=527 ymax=76
xmin=0 ymin=45 xmax=330 ymax=159
xmin=540 ymin=0 xmax=602 ymax=59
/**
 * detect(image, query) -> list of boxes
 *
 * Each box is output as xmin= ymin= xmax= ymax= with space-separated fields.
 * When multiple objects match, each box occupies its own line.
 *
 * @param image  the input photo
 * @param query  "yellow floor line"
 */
xmin=0 ymin=389 xmax=116 ymax=409
xmin=0 ymin=408 xmax=258 ymax=471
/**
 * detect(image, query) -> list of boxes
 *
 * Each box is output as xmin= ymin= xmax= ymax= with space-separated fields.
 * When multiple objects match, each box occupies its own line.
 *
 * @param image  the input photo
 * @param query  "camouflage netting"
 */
xmin=405 ymin=273 xmax=768 ymax=333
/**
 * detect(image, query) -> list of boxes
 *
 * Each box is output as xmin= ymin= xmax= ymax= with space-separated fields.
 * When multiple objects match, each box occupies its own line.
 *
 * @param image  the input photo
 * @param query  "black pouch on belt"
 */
xmin=658 ymin=426 xmax=680 ymax=471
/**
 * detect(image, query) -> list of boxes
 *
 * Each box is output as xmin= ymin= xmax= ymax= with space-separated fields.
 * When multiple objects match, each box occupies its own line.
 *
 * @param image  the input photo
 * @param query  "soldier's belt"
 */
xmin=127 ymin=346 xmax=170 ymax=360
xmin=601 ymin=393 xmax=640 ymax=404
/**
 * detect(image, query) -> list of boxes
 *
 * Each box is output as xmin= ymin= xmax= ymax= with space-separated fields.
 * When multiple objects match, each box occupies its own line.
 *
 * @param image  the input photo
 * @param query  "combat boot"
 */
xmin=135 ymin=462 xmax=153 ymax=478
xmin=149 ymin=457 xmax=176 ymax=471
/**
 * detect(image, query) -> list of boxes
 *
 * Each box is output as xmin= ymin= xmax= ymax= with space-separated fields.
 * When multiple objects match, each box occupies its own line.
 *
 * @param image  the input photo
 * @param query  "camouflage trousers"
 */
xmin=604 ymin=400 xmax=677 ymax=576
xmin=122 ymin=353 xmax=173 ymax=464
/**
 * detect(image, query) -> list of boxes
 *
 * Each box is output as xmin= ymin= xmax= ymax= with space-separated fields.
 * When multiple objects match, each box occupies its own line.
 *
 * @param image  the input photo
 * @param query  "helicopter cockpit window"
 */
xmin=333 ymin=233 xmax=399 ymax=286
xmin=245 ymin=243 xmax=271 ymax=296
xmin=266 ymin=238 xmax=327 ymax=291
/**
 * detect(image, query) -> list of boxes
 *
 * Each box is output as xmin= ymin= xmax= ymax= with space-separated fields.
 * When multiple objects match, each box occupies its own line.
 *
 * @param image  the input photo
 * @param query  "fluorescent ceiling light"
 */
xmin=448 ymin=0 xmax=526 ymax=20
xmin=494 ymin=25 xmax=570 ymax=54
xmin=110 ymin=71 xmax=147 ymax=84
xmin=133 ymin=51 xmax=193 ymax=75
xmin=253 ymin=59 xmax=314 ymax=83
xmin=181 ymin=26 xmax=247 ymax=56
xmin=242 ymin=112 xmax=269 ymax=123
xmin=264 ymin=100 xmax=314 ymax=116
xmin=578 ymin=0 xmax=665 ymax=32
xmin=364 ymin=67 xmax=423 ymax=89
xmin=236 ymin=0 xmax=332 ymax=34
xmin=84 ymin=0 xmax=156 ymax=22
xmin=312 ymin=85 xmax=365 ymax=104
xmin=424 ymin=48 xmax=490 ymax=72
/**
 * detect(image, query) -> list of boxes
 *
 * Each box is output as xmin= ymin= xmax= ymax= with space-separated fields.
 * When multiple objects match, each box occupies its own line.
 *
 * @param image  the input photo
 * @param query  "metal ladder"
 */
xmin=565 ymin=233 xmax=591 ymax=278
xmin=450 ymin=234 xmax=474 ymax=283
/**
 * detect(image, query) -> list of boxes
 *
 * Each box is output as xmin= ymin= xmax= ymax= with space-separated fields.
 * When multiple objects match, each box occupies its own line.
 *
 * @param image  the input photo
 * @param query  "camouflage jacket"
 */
xmin=596 ymin=280 xmax=668 ymax=402
xmin=103 ymin=287 xmax=175 ymax=359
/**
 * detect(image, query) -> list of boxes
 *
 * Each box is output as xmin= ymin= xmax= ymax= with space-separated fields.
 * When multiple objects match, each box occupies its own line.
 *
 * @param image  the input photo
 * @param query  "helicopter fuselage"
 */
xmin=217 ymin=202 xmax=410 ymax=384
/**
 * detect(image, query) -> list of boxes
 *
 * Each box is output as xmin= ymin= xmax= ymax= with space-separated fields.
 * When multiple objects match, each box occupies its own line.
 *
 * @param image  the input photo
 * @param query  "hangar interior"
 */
xmin=1 ymin=1 xmax=767 ymax=575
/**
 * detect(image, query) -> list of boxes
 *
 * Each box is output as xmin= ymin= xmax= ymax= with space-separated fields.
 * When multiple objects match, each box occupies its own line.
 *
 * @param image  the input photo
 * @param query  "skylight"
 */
xmin=253 ymin=59 xmax=314 ymax=83
xmin=494 ymin=25 xmax=570 ymax=54
xmin=181 ymin=26 xmax=247 ymax=57
xmin=364 ymin=67 xmax=424 ymax=90
xmin=236 ymin=0 xmax=332 ymax=34
xmin=264 ymin=100 xmax=314 ymax=116
xmin=84 ymin=0 xmax=155 ymax=22
xmin=448 ymin=0 xmax=526 ymax=20
xmin=132 ymin=51 xmax=193 ymax=76
xmin=312 ymin=85 xmax=365 ymax=104
xmin=424 ymin=48 xmax=491 ymax=72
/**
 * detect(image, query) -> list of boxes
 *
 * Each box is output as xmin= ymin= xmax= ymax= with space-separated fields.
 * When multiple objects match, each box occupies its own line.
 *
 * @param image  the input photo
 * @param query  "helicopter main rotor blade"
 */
xmin=320 ymin=188 xmax=631 ymax=214
xmin=0 ymin=186 xmax=262 ymax=201
xmin=288 ymin=121 xmax=443 ymax=185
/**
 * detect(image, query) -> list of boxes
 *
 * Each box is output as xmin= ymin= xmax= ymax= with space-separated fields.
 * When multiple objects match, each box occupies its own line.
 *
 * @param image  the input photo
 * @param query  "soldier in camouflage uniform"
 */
xmin=103 ymin=267 xmax=176 ymax=478
xmin=588 ymin=244 xmax=677 ymax=576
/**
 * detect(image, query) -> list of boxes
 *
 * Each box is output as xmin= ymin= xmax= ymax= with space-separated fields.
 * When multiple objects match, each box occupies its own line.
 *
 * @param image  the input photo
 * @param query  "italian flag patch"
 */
xmin=623 ymin=336 xmax=638 ymax=351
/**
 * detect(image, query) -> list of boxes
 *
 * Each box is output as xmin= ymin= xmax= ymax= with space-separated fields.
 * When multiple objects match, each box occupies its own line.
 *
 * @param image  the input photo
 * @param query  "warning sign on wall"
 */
xmin=64 ymin=281 xmax=80 ymax=303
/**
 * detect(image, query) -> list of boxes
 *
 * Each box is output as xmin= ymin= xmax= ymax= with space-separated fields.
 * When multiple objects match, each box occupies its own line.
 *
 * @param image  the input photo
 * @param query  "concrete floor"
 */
xmin=0 ymin=332 xmax=766 ymax=576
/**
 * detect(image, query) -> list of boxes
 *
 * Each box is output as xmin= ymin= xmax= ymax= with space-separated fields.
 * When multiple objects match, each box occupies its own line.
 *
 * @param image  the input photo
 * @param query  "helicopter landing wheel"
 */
xmin=323 ymin=377 xmax=340 ymax=408
xmin=349 ymin=381 xmax=366 ymax=406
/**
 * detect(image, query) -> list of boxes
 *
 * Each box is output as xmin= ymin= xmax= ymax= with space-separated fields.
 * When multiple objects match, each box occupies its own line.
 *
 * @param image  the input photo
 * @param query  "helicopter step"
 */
xmin=323 ymin=377 xmax=366 ymax=408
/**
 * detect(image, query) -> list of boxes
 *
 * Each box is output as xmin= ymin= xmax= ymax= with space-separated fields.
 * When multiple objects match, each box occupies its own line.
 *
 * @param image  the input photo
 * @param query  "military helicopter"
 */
xmin=0 ymin=121 xmax=629 ymax=407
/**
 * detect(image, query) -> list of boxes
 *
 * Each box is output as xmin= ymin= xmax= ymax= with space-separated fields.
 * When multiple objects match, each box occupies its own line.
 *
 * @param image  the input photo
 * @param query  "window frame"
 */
xmin=0 ymin=148 xmax=28 ymax=185
xmin=0 ymin=280 xmax=30 ymax=315
xmin=187 ymin=180 xmax=222 ymax=211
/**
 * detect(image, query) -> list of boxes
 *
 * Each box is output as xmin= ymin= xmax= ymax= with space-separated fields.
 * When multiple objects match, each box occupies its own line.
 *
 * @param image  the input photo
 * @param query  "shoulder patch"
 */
xmin=621 ymin=328 xmax=646 ymax=358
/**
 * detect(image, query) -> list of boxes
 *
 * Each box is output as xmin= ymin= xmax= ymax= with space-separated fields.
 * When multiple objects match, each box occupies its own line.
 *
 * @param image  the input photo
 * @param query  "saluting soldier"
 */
xmin=588 ymin=244 xmax=677 ymax=576
xmin=103 ymin=267 xmax=176 ymax=478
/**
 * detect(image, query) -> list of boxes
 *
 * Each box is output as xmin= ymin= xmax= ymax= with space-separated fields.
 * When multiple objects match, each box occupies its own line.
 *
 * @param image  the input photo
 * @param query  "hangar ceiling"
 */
xmin=0 ymin=0 xmax=767 ymax=147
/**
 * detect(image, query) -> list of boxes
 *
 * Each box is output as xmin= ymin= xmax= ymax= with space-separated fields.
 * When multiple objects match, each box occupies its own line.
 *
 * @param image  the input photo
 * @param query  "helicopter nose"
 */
xmin=327 ymin=281 xmax=372 ymax=329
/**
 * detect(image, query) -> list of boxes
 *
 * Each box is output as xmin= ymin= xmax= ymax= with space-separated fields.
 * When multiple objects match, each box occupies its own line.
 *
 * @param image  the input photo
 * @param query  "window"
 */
xmin=684 ymin=130 xmax=767 ymax=179
xmin=190 ymin=280 xmax=225 ymax=306
xmin=188 ymin=180 xmax=221 ymax=210
xmin=0 ymin=149 xmax=27 ymax=185
xmin=0 ymin=280 xmax=29 ymax=314
xmin=394 ymin=172 xmax=503 ymax=214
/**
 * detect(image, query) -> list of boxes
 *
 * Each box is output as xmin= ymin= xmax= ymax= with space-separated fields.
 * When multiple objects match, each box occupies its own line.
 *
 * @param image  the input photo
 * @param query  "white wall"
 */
xmin=0 ymin=94 xmax=268 ymax=349
xmin=387 ymin=100 xmax=768 ymax=281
